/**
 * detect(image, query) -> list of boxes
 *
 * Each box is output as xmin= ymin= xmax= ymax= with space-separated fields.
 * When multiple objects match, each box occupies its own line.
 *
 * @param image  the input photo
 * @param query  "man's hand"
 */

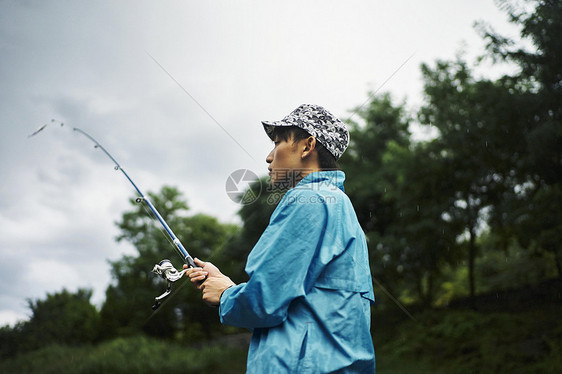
xmin=184 ymin=258 xmax=235 ymax=307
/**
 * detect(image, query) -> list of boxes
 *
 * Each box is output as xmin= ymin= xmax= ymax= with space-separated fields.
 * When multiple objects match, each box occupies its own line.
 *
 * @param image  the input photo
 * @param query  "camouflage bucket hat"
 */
xmin=261 ymin=104 xmax=350 ymax=160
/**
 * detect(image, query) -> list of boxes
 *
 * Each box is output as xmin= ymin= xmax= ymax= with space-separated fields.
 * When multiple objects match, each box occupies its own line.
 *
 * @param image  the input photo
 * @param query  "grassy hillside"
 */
xmin=374 ymin=278 xmax=562 ymax=374
xmin=375 ymin=306 xmax=561 ymax=374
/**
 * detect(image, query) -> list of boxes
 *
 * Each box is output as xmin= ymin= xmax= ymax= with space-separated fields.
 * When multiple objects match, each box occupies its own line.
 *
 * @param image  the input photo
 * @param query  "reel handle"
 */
xmin=151 ymin=259 xmax=187 ymax=310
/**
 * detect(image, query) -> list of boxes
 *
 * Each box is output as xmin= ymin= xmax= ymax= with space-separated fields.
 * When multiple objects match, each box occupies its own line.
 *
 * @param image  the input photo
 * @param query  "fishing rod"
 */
xmin=72 ymin=128 xmax=196 ymax=310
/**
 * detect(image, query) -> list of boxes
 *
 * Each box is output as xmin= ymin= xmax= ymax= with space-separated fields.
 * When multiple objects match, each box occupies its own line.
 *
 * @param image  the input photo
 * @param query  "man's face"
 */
xmin=266 ymin=134 xmax=305 ymax=188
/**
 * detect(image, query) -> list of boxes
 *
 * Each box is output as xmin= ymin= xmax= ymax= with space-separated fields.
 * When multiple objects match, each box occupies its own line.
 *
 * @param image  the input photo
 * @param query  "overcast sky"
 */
xmin=0 ymin=0 xmax=520 ymax=326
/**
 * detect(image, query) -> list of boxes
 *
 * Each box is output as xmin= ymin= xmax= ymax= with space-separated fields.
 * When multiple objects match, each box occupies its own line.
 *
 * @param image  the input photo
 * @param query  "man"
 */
xmin=186 ymin=104 xmax=376 ymax=373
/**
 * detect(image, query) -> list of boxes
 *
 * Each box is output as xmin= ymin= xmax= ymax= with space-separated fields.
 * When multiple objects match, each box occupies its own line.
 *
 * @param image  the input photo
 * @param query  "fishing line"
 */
xmin=143 ymin=277 xmax=190 ymax=325
xmin=145 ymin=51 xmax=257 ymax=163
xmin=139 ymin=201 xmax=178 ymax=254
xmin=347 ymin=52 xmax=416 ymax=123
xmin=372 ymin=277 xmax=417 ymax=322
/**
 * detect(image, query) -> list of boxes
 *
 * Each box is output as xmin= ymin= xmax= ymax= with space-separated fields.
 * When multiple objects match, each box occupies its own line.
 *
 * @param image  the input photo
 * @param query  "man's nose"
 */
xmin=266 ymin=149 xmax=273 ymax=164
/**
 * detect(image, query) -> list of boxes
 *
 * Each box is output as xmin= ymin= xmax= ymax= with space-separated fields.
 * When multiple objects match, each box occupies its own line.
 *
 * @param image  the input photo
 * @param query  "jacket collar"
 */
xmin=295 ymin=170 xmax=346 ymax=192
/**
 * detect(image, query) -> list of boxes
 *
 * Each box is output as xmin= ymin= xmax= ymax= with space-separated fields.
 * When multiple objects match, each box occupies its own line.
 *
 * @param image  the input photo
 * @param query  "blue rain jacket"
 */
xmin=220 ymin=171 xmax=376 ymax=373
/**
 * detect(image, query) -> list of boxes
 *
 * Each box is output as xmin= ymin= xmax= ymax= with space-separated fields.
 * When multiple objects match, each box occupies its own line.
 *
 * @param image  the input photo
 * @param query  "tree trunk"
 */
xmin=418 ymin=272 xmax=435 ymax=307
xmin=417 ymin=274 xmax=425 ymax=306
xmin=468 ymin=225 xmax=477 ymax=307
xmin=554 ymin=247 xmax=562 ymax=279
xmin=427 ymin=271 xmax=434 ymax=307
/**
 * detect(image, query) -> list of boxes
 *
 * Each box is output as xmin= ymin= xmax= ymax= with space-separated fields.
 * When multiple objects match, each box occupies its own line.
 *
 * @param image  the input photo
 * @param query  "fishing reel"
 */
xmin=151 ymin=259 xmax=187 ymax=310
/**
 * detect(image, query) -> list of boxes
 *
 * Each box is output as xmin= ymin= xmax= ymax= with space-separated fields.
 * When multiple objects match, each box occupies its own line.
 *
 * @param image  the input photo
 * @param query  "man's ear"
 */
xmin=301 ymin=136 xmax=317 ymax=159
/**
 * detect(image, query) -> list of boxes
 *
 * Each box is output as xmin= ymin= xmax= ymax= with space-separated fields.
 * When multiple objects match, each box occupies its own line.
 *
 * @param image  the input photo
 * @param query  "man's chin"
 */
xmin=268 ymin=176 xmax=282 ymax=189
xmin=268 ymin=178 xmax=293 ymax=191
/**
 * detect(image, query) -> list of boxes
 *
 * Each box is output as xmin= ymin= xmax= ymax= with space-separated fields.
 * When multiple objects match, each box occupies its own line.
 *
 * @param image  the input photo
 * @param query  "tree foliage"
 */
xmin=479 ymin=0 xmax=562 ymax=275
xmin=99 ymin=186 xmax=239 ymax=341
xmin=418 ymin=59 xmax=523 ymax=299
xmin=0 ymin=288 xmax=100 ymax=359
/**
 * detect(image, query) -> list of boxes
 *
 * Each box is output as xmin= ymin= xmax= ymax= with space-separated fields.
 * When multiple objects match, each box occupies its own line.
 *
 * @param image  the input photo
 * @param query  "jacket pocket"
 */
xmin=295 ymin=323 xmax=313 ymax=373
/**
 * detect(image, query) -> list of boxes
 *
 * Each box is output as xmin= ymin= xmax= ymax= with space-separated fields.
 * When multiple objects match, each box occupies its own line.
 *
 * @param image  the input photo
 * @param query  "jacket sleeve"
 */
xmin=219 ymin=190 xmax=330 ymax=329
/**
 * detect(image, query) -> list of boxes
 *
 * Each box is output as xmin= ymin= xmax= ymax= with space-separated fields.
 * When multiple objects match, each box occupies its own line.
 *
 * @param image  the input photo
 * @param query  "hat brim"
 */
xmin=261 ymin=120 xmax=291 ymax=140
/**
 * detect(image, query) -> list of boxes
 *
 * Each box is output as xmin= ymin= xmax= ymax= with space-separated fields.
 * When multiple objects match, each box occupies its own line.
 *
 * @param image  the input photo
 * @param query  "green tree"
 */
xmin=99 ymin=186 xmax=238 ymax=341
xmin=341 ymin=93 xmax=411 ymax=234
xmin=24 ymin=289 xmax=99 ymax=349
xmin=0 ymin=288 xmax=100 ymax=358
xmin=479 ymin=0 xmax=562 ymax=276
xmin=418 ymin=58 xmax=525 ymax=299
xmin=339 ymin=94 xmax=417 ymax=307
xmin=384 ymin=141 xmax=465 ymax=306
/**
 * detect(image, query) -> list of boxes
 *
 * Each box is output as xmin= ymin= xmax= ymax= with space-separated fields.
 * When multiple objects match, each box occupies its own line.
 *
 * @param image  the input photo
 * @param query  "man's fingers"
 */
xmin=185 ymin=267 xmax=205 ymax=276
xmin=194 ymin=258 xmax=205 ymax=267
xmin=188 ymin=272 xmax=207 ymax=281
xmin=189 ymin=273 xmax=204 ymax=280
xmin=184 ymin=266 xmax=208 ymax=287
xmin=190 ymin=274 xmax=207 ymax=282
xmin=201 ymin=288 xmax=218 ymax=307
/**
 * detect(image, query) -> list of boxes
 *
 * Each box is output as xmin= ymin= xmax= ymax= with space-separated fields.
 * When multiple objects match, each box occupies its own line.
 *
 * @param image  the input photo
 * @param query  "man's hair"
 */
xmin=270 ymin=126 xmax=338 ymax=170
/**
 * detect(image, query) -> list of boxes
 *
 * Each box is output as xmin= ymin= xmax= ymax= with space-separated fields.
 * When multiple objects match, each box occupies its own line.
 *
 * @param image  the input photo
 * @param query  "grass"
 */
xmin=0 ymin=335 xmax=247 ymax=374
xmin=375 ymin=306 xmax=562 ymax=374
xmin=2 ymin=280 xmax=561 ymax=373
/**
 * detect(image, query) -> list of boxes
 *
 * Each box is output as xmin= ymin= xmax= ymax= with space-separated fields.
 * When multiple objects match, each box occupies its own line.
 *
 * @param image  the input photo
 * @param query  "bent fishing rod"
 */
xmin=72 ymin=128 xmax=196 ymax=310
